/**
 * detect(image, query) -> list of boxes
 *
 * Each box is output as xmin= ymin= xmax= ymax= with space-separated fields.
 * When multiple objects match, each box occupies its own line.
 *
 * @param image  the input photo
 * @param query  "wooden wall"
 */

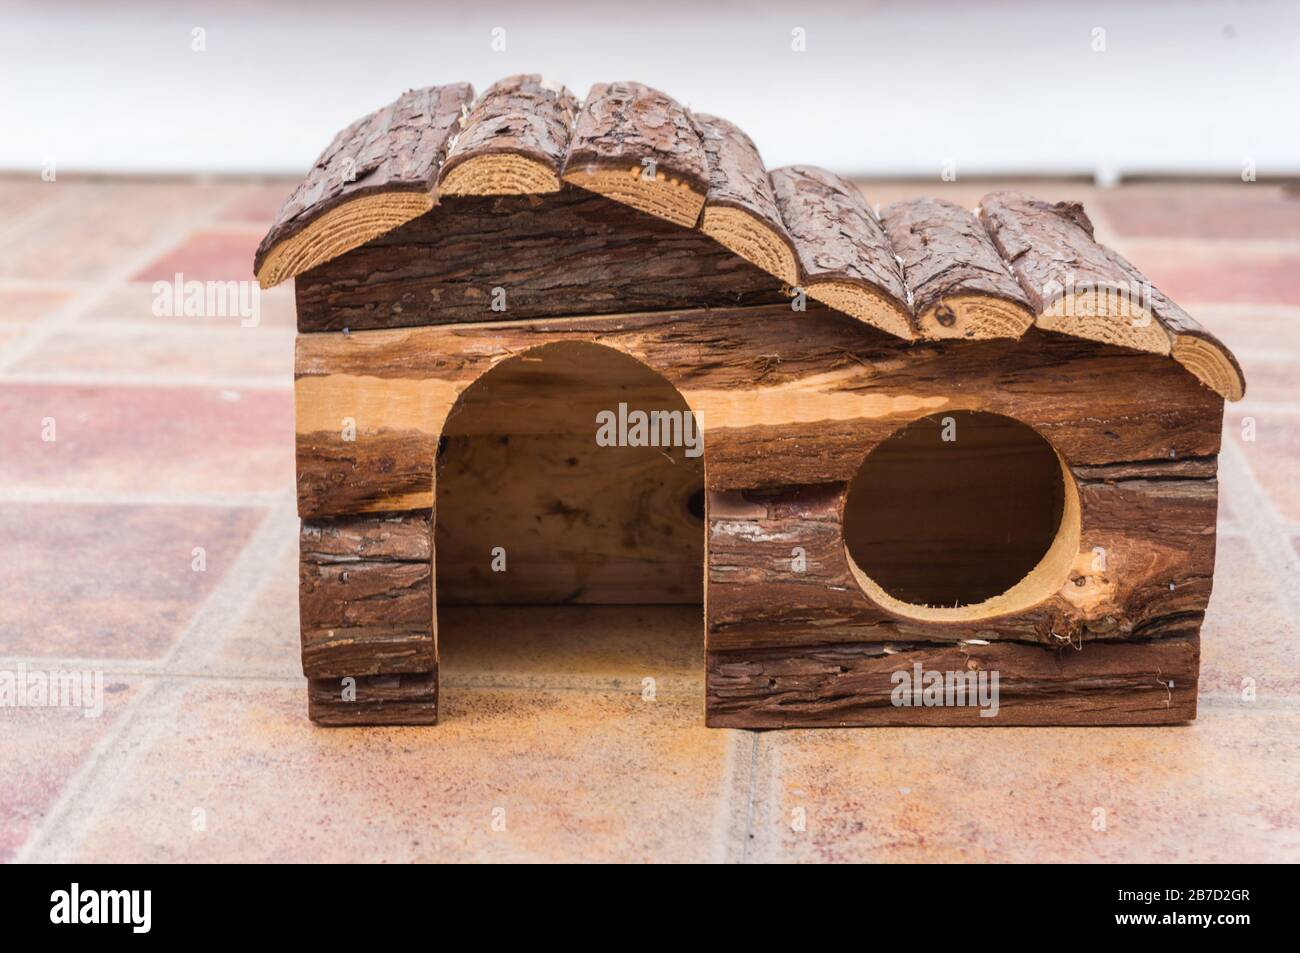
xmin=296 ymin=304 xmax=1222 ymax=725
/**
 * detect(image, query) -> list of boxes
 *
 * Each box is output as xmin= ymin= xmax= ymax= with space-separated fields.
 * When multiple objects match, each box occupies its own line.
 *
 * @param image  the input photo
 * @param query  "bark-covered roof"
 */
xmin=255 ymin=75 xmax=1243 ymax=401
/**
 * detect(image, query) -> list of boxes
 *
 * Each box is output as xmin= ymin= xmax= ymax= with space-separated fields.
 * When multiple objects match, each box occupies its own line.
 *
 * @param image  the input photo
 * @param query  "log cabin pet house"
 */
xmin=257 ymin=77 xmax=1244 ymax=729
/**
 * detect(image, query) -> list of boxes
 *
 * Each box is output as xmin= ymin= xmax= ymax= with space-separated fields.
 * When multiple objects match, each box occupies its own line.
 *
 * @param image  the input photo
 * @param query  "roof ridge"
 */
xmin=253 ymin=77 xmax=1244 ymax=401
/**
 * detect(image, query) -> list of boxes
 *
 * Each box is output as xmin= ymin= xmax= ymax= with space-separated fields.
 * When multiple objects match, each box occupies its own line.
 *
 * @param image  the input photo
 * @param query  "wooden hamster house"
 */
xmin=256 ymin=76 xmax=1245 ymax=729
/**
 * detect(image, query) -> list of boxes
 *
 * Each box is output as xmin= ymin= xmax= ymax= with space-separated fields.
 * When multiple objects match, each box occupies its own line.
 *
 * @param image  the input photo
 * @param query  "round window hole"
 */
xmin=843 ymin=412 xmax=1079 ymax=621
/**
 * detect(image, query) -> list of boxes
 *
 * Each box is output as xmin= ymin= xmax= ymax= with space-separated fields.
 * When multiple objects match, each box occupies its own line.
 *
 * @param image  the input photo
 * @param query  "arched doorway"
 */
xmin=433 ymin=341 xmax=705 ymax=706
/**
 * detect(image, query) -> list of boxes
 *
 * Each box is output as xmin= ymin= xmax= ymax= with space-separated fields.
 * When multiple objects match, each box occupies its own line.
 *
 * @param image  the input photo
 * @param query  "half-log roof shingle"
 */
xmin=255 ymin=75 xmax=1244 ymax=401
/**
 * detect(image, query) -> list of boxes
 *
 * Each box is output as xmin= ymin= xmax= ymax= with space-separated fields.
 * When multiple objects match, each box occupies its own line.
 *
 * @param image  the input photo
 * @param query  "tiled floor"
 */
xmin=0 ymin=176 xmax=1297 ymax=863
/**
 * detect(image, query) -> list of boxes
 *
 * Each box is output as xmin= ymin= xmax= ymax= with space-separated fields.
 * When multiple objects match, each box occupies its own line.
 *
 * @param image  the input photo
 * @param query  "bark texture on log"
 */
xmin=881 ymin=198 xmax=1033 ymax=340
xmin=707 ymin=635 xmax=1198 ymax=727
xmin=308 ymin=671 xmax=438 ymax=726
xmin=770 ymin=166 xmax=912 ymax=339
xmin=254 ymin=83 xmax=474 ymax=288
xmin=979 ymin=191 xmax=1244 ymax=399
xmin=1071 ymin=457 xmax=1218 ymax=481
xmin=254 ymin=78 xmax=1242 ymax=402
xmin=438 ymin=75 xmax=578 ymax=195
xmin=561 ymin=81 xmax=709 ymax=227
xmin=293 ymin=303 xmax=1221 ymax=725
xmin=299 ymin=512 xmax=433 ymax=678
xmin=270 ymin=81 xmax=1238 ymax=731
xmin=693 ymin=113 xmax=798 ymax=285
xmin=705 ymin=463 xmax=1216 ymax=652
xmin=294 ymin=304 xmax=1224 ymax=517
xmin=293 ymin=189 xmax=786 ymax=332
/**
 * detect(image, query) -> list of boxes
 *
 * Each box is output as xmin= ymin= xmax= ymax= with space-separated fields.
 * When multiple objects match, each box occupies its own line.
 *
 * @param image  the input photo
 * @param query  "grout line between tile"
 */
xmin=0 ymin=487 xmax=283 ymax=507
xmin=1230 ymin=401 xmax=1300 ymax=415
xmin=14 ymin=491 xmax=297 ymax=862
xmin=1185 ymin=303 xmax=1300 ymax=320
xmin=714 ymin=728 xmax=755 ymax=864
xmin=0 ymin=662 xmax=303 ymax=683
xmin=0 ymin=287 xmax=95 ymax=372
xmin=1 ymin=371 xmax=290 ymax=390
xmin=0 ymin=278 xmax=139 ymax=292
xmin=1117 ymin=236 xmax=1300 ymax=254
xmin=0 ymin=186 xmax=82 ymax=248
xmin=1225 ymin=348 xmax=1300 ymax=363
xmin=0 ymin=185 xmax=238 ymax=376
xmin=1198 ymin=693 xmax=1300 ymax=712
xmin=161 ymin=493 xmax=298 ymax=673
xmin=1221 ymin=438 xmax=1300 ymax=624
xmin=13 ymin=677 xmax=178 ymax=863
xmin=740 ymin=732 xmax=760 ymax=864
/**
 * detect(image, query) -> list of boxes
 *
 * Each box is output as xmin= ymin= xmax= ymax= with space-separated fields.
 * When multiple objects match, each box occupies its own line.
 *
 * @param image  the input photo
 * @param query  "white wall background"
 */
xmin=3 ymin=0 xmax=1298 ymax=180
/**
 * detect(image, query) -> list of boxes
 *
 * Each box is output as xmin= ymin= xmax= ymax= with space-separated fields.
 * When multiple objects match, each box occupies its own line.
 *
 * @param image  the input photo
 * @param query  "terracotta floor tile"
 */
xmin=80 ymin=281 xmax=297 ymax=328
xmin=204 ymin=536 xmax=302 ymax=679
xmin=1234 ymin=359 xmax=1300 ymax=407
xmin=68 ymin=681 xmax=741 ymax=863
xmin=1097 ymin=188 xmax=1300 ymax=241
xmin=5 ymin=177 xmax=1298 ymax=863
xmin=856 ymin=183 xmax=992 ymax=214
xmin=0 ymin=287 xmax=76 ymax=324
xmin=0 ymin=503 xmax=264 ymax=659
xmin=1225 ymin=409 xmax=1300 ymax=521
xmin=12 ymin=324 xmax=294 ymax=383
xmin=131 ymin=228 xmax=264 ymax=284
xmin=1216 ymin=503 xmax=1236 ymax=531
xmin=747 ymin=707 xmax=1300 ymax=863
xmin=1189 ymin=305 xmax=1300 ymax=360
xmin=218 ymin=184 xmax=294 ymax=226
xmin=439 ymin=605 xmax=703 ymax=691
xmin=0 ymin=678 xmax=138 ymax=861
xmin=0 ymin=325 xmax=28 ymax=355
xmin=1199 ymin=536 xmax=1300 ymax=700
xmin=853 ymin=179 xmax=1100 ymax=215
xmin=0 ymin=383 xmax=293 ymax=494
xmin=0 ymin=182 xmax=236 ymax=282
xmin=0 ymin=179 xmax=63 ymax=224
xmin=1130 ymin=245 xmax=1300 ymax=307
